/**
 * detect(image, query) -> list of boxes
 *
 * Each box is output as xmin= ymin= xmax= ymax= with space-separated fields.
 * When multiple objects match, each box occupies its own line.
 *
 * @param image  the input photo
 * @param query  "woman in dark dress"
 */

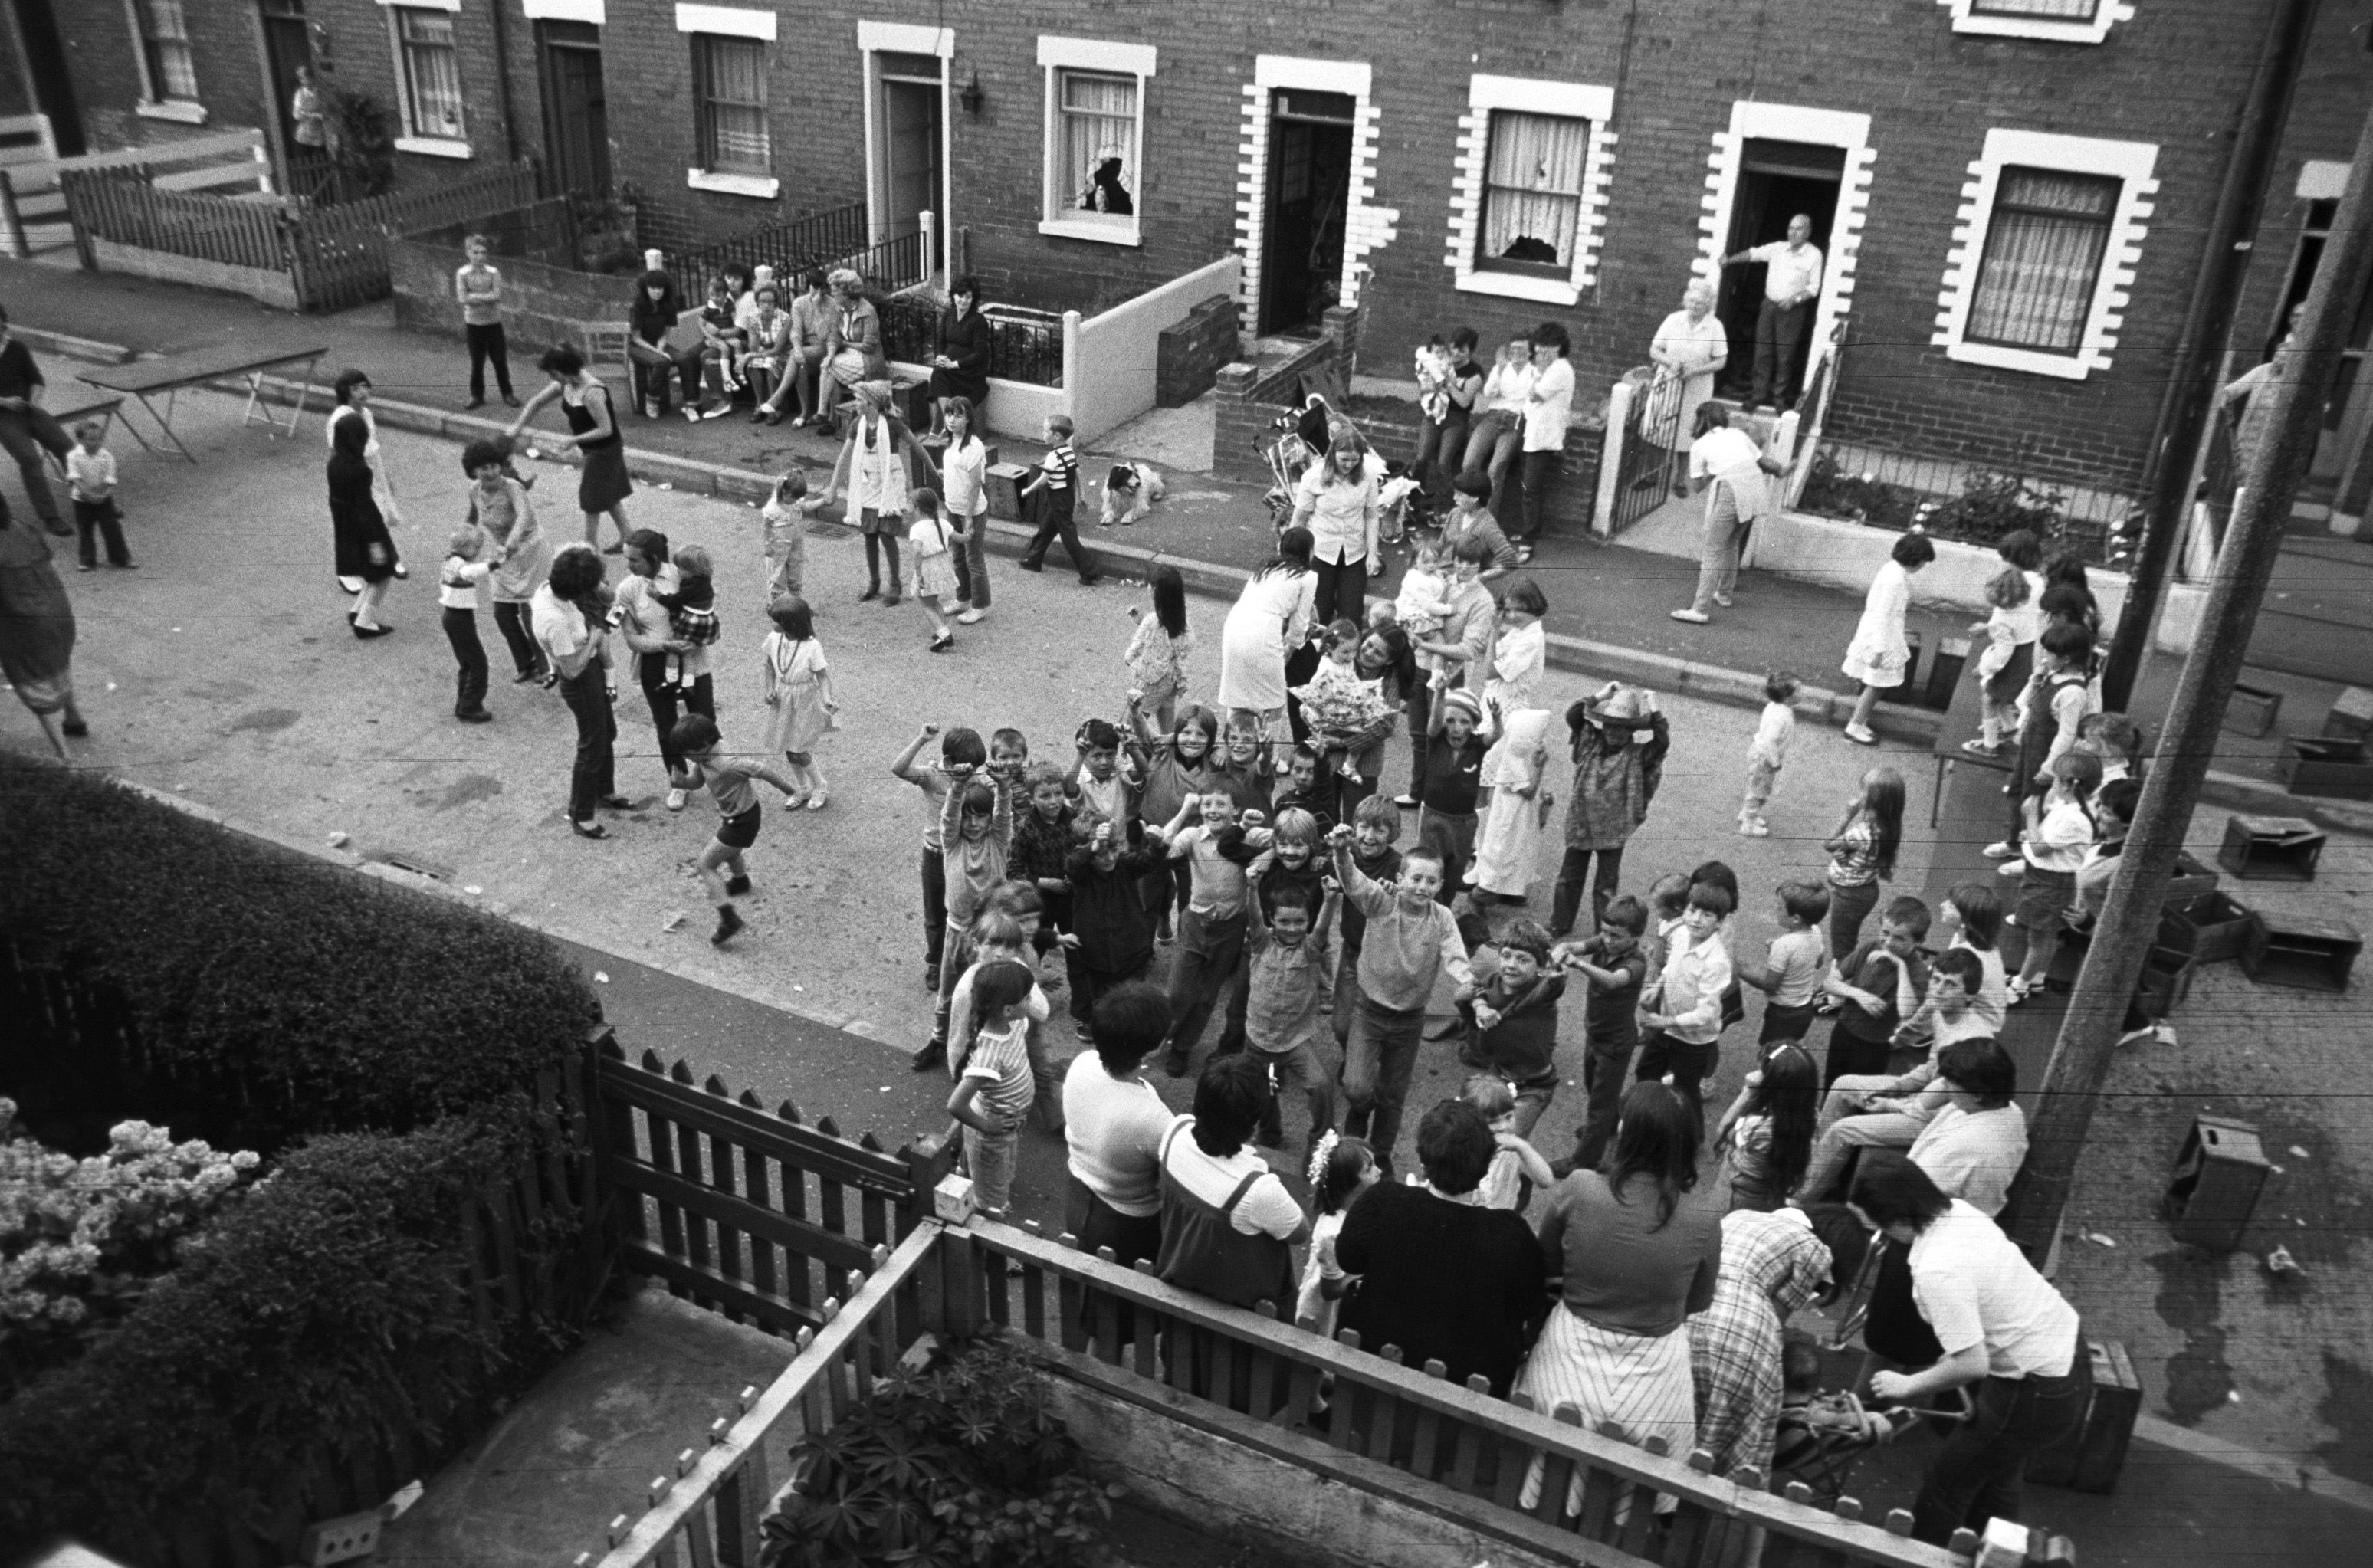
xmin=929 ymin=276 xmax=992 ymax=436
xmin=507 ymin=343 xmax=635 ymax=553
xmin=327 ymin=369 xmax=398 ymax=638
xmin=0 ymin=490 xmax=86 ymax=753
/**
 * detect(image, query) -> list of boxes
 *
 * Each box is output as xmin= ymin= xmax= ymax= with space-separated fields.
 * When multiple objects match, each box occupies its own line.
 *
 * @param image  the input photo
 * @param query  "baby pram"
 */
xmin=1255 ymin=382 xmax=1427 ymax=554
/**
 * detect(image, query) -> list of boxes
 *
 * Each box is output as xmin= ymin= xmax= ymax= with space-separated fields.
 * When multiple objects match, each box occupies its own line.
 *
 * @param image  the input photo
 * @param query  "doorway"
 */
xmin=874 ymin=51 xmax=943 ymax=274
xmin=257 ymin=0 xmax=323 ymax=191
xmin=1713 ymin=139 xmax=1843 ymax=403
xmin=537 ymin=21 xmax=610 ymax=197
xmin=1259 ymin=90 xmax=1355 ymax=338
xmin=9 ymin=0 xmax=83 ymax=156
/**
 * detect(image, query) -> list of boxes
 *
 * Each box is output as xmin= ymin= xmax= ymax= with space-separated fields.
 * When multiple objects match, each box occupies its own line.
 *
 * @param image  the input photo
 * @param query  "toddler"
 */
xmin=1295 ymin=1132 xmax=1379 ymax=1336
xmin=1965 ymin=565 xmax=2035 ymax=756
xmin=1292 ymin=619 xmax=1393 ymax=779
xmin=1740 ymin=670 xmax=1800 ymax=836
xmin=760 ymin=470 xmax=812 ymax=609
xmin=1414 ymin=335 xmax=1454 ymax=424
xmin=438 ymin=524 xmax=494 ymax=723
xmin=1393 ymin=539 xmax=1457 ymax=672
xmin=1458 ymin=919 xmax=1565 ymax=1136
xmin=2009 ymin=750 xmax=2102 ymax=1005
xmin=668 ymin=712 xmax=802 ymax=946
xmin=1735 ymin=881 xmax=1831 ymax=1043
xmin=656 ymin=543 xmax=719 ymax=694
xmin=65 ymin=419 xmax=132 ymax=571
xmin=1100 ymin=460 xmax=1166 ymax=527
xmin=1461 ymin=1074 xmax=1557 ymax=1212
xmin=947 ymin=959 xmax=1038 ymax=1215
xmin=1125 ymin=564 xmax=1193 ymax=731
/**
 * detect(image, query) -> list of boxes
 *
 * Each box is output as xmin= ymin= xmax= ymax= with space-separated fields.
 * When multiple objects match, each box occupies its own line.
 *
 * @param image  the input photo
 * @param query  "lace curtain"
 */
xmin=1481 ymin=110 xmax=1587 ymax=267
xmin=1059 ymin=71 xmax=1137 ymax=216
xmin=1968 ymin=169 xmax=2119 ymax=353
xmin=698 ymin=37 xmax=770 ymax=172
xmin=397 ymin=10 xmax=464 ymax=139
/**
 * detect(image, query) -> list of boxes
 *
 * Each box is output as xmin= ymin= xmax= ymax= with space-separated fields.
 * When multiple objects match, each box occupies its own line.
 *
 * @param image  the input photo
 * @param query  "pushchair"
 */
xmin=1255 ymin=385 xmax=1430 ymax=556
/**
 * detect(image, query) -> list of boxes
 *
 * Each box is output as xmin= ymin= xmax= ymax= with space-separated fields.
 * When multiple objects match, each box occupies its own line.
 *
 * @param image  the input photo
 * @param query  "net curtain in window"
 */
xmin=1060 ymin=72 xmax=1137 ymax=216
xmin=140 ymin=0 xmax=199 ymax=100
xmin=701 ymin=38 xmax=770 ymax=172
xmin=1482 ymin=110 xmax=1587 ymax=267
xmin=1967 ymin=170 xmax=2118 ymax=354
xmin=399 ymin=11 xmax=465 ymax=139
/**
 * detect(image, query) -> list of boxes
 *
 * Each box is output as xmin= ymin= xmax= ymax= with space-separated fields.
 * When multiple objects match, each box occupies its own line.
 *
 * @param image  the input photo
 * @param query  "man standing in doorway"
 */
xmin=1722 ymin=214 xmax=1824 ymax=414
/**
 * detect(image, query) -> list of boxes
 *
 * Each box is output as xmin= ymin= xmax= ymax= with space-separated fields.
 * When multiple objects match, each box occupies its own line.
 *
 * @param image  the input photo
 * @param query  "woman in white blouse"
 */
xmin=1646 ymin=280 xmax=1728 ymax=492
xmin=1670 ymin=403 xmax=1784 ymax=625
xmin=1216 ymin=527 xmax=1318 ymax=748
xmin=1288 ymin=432 xmax=1380 ymax=626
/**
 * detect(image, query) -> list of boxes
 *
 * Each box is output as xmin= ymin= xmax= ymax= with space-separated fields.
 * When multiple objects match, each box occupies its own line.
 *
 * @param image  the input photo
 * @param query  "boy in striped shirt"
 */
xmin=1017 ymin=415 xmax=1102 ymax=586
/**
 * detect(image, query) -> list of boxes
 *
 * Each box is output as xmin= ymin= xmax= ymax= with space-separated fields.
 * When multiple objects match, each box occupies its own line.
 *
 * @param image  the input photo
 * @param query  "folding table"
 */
xmin=75 ymin=340 xmax=329 ymax=462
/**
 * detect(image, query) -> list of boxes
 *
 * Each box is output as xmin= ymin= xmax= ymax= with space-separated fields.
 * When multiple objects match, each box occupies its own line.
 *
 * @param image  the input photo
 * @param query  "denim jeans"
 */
xmin=1459 ymin=411 xmax=1523 ymax=513
xmin=963 ymin=1123 xmax=1021 ymax=1214
xmin=556 ymin=664 xmax=616 ymax=824
xmin=1912 ymin=1359 xmax=2091 ymax=1544
xmin=1413 ymin=411 xmax=1469 ymax=505
xmin=1342 ymin=996 xmax=1427 ymax=1169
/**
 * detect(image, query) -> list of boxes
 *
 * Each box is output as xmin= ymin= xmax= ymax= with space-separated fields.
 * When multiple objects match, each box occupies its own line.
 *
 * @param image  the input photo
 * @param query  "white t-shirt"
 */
xmin=1749 ymin=240 xmax=1824 ymax=306
xmin=1161 ymin=1124 xmax=1306 ymax=1239
xmin=1522 ymin=357 xmax=1576 ymax=451
xmin=1909 ymin=1104 xmax=2029 ymax=1219
xmin=1481 ymin=359 xmax=1535 ymax=415
xmin=529 ymin=586 xmax=593 ymax=668
xmin=1908 ymin=1199 xmax=2079 ymax=1379
xmin=941 ymin=436 xmax=989 ymax=520
xmin=1691 ymin=425 xmax=1765 ymax=484
xmin=1062 ymin=1055 xmax=1179 ymax=1219
xmin=2023 ymin=799 xmax=2093 ymax=874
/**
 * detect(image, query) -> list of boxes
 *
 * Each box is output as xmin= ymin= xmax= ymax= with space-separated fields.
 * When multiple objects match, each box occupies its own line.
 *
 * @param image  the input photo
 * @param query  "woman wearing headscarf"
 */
xmin=821 ymin=269 xmax=888 ymax=426
xmin=821 ymin=379 xmax=941 ymax=606
xmin=1686 ymin=1207 xmax=1834 ymax=1479
xmin=0 ymin=490 xmax=86 ymax=754
xmin=1645 ymin=280 xmax=1728 ymax=492
xmin=1549 ymin=683 xmax=1670 ymax=937
xmin=327 ymin=369 xmax=401 ymax=638
xmin=1669 ymin=403 xmax=1784 ymax=626
xmin=929 ymin=275 xmax=993 ymax=437
xmin=626 ymin=268 xmax=701 ymax=419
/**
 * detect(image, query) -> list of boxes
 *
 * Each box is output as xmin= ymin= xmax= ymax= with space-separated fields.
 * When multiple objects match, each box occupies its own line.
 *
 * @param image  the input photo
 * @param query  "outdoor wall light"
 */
xmin=960 ymin=71 xmax=985 ymax=116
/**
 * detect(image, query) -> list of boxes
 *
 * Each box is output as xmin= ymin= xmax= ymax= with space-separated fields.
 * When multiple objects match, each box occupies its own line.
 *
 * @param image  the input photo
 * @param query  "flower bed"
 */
xmin=0 ymin=756 xmax=607 ymax=1564
xmin=1796 ymin=448 xmax=2126 ymax=569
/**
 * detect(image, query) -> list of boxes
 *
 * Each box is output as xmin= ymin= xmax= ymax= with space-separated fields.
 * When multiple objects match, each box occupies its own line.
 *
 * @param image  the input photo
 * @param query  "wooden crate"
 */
xmin=2279 ymin=736 xmax=2373 ymax=801
xmin=2217 ymin=815 xmax=2325 ymax=882
xmin=2242 ymin=912 xmax=2361 ymax=992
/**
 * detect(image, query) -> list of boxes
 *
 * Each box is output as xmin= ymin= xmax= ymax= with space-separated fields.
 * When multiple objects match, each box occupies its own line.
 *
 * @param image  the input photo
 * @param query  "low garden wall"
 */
xmin=389 ymin=198 xmax=642 ymax=349
xmin=1066 ymin=255 xmax=1242 ymax=445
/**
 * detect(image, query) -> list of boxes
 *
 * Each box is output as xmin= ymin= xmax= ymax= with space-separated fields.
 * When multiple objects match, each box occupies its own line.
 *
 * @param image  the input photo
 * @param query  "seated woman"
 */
xmin=740 ymin=285 xmax=795 ymax=425
xmin=626 ymin=268 xmax=701 ymax=419
xmin=1850 ymin=1155 xmax=2087 ymax=1547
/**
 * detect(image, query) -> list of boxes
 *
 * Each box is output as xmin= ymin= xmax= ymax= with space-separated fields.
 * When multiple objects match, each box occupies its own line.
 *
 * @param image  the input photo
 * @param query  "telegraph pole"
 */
xmin=2002 ymin=100 xmax=2373 ymax=1265
xmin=2099 ymin=0 xmax=2317 ymax=713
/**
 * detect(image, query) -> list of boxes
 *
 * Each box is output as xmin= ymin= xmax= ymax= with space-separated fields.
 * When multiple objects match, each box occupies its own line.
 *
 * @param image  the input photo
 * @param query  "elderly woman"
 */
xmin=821 ymin=379 xmax=941 ymax=605
xmin=930 ymin=275 xmax=993 ymax=435
xmin=1216 ymin=527 xmax=1318 ymax=752
xmin=1686 ymin=1207 xmax=1833 ymax=1479
xmin=507 ymin=343 xmax=634 ymax=553
xmin=821 ymin=269 xmax=888 ymax=425
xmin=1518 ymin=1081 xmax=1722 ymax=1515
xmin=1288 ymin=428 xmax=1380 ymax=627
xmin=0 ymin=493 xmax=86 ymax=754
xmin=1669 ymin=402 xmax=1784 ymax=625
xmin=1646 ymin=281 xmax=1729 ymax=489
xmin=1333 ymin=1099 xmax=1547 ymax=1395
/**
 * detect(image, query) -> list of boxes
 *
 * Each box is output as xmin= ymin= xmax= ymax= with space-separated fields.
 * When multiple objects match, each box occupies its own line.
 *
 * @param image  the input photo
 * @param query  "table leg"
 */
xmin=238 ymin=369 xmax=266 ymax=432
xmin=102 ymin=405 xmax=156 ymax=454
xmin=1932 ymin=757 xmax=1950 ymax=831
xmin=277 ymin=356 xmax=320 ymax=438
xmin=133 ymin=389 xmax=198 ymax=464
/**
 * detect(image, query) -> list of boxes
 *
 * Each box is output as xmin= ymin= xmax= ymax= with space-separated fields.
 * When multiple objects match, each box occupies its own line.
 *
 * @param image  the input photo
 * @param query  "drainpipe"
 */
xmin=2100 ymin=0 xmax=2316 ymax=712
xmin=486 ymin=0 xmax=524 ymax=169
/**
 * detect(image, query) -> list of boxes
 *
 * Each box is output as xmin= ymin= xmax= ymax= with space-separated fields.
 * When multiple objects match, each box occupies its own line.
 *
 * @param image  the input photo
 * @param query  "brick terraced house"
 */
xmin=7 ymin=0 xmax=2373 ymax=522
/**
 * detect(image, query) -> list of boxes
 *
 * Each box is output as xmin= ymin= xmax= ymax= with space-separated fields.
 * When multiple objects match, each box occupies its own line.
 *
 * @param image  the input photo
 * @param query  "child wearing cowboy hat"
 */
xmin=1549 ymin=683 xmax=1672 ymax=938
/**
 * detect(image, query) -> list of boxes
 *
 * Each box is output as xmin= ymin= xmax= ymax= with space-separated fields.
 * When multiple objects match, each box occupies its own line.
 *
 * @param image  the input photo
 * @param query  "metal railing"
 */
xmin=1796 ymin=441 xmax=2135 ymax=568
xmin=661 ymin=199 xmax=868 ymax=304
xmin=878 ymin=295 xmax=1065 ymax=388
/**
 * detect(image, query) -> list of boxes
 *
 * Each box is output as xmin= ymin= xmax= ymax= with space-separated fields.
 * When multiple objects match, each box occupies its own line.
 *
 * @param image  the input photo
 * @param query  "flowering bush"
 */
xmin=0 ymin=1099 xmax=259 ymax=1390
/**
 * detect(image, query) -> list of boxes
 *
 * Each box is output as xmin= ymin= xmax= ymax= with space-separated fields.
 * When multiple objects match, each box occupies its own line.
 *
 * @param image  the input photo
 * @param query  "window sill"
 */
xmin=1948 ymin=15 xmax=2112 ymax=44
xmin=1944 ymin=340 xmax=2092 ymax=382
xmin=394 ymin=136 xmax=474 ymax=160
xmin=136 ymin=100 xmax=208 ymax=126
xmin=1455 ymin=269 xmax=1579 ymax=307
xmin=688 ymin=168 xmax=780 ymax=199
xmin=1037 ymin=216 xmax=1140 ymax=248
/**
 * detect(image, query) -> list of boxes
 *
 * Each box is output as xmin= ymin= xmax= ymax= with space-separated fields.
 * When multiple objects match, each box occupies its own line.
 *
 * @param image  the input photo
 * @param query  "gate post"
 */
xmin=1593 ymin=378 xmax=1632 ymax=536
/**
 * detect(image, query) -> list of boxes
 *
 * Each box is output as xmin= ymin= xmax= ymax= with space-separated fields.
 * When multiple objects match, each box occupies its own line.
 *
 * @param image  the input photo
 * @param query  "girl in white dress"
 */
xmin=1840 ymin=531 xmax=1938 ymax=745
xmin=760 ymin=595 xmax=839 ymax=808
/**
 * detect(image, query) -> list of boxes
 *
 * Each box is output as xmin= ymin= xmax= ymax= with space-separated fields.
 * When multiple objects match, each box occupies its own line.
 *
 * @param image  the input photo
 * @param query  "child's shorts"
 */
xmin=1760 ymin=999 xmax=1817 ymax=1044
xmin=2016 ymin=864 xmax=2079 ymax=939
xmin=715 ymin=803 xmax=761 ymax=850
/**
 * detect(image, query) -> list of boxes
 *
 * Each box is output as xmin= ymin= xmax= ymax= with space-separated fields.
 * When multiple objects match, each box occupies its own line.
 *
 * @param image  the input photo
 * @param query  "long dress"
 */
xmin=1469 ymin=707 xmax=1553 ymax=897
xmin=760 ymin=632 xmax=832 ymax=756
xmin=0 ymin=497 xmax=74 ymax=717
xmin=1841 ymin=559 xmax=1912 ymax=690
xmin=563 ymin=379 xmax=633 ymax=515
xmin=1216 ymin=568 xmax=1316 ymax=720
xmin=327 ymin=405 xmax=396 ymax=583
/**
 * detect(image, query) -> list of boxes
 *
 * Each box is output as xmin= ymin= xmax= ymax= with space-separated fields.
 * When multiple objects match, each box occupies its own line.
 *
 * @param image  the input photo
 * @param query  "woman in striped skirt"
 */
xmin=1518 ymin=1081 xmax=1723 ymax=1515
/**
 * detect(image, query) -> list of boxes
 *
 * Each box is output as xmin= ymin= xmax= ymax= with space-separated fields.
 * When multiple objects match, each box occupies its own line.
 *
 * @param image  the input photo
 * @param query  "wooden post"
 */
xmin=1593 ymin=379 xmax=1631 ymax=536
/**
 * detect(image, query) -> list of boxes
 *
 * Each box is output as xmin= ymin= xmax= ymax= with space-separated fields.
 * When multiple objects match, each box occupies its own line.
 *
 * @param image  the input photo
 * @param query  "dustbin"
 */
xmin=2161 ymin=1114 xmax=2272 ymax=1252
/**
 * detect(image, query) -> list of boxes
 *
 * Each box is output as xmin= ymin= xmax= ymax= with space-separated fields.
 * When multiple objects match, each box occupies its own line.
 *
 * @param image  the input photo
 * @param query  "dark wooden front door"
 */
xmin=538 ymin=21 xmax=611 ymax=197
xmin=11 ymin=0 xmax=84 ymax=156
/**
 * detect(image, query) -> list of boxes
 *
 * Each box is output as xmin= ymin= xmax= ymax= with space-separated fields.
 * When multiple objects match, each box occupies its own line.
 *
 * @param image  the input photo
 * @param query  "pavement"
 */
xmin=5 ymin=260 xmax=2371 ymax=1563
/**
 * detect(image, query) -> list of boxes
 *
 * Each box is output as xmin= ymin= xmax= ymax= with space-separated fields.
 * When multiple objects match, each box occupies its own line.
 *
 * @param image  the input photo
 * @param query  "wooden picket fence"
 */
xmin=61 ymin=159 xmax=544 ymax=312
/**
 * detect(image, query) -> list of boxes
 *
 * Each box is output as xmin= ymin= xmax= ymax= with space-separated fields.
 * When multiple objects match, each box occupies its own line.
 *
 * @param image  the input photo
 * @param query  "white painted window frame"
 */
xmin=2298 ymin=159 xmax=2349 ymax=202
xmin=523 ymin=0 xmax=604 ymax=22
xmin=1443 ymin=74 xmax=1614 ymax=307
xmin=856 ymin=18 xmax=953 ymax=251
xmin=1234 ymin=55 xmax=1390 ymax=335
xmin=679 ymin=5 xmax=779 ymax=198
xmin=1693 ymin=102 xmax=1876 ymax=386
xmin=1935 ymin=0 xmax=2133 ymax=45
xmin=124 ymin=0 xmax=206 ymax=119
xmin=1037 ymin=35 xmax=1156 ymax=248
xmin=383 ymin=1 xmax=471 ymax=160
xmin=1932 ymin=127 xmax=2158 ymax=381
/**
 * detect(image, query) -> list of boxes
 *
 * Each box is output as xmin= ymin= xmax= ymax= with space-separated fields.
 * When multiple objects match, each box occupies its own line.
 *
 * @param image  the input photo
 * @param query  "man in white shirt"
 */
xmin=1721 ymin=213 xmax=1824 ymax=412
xmin=1853 ymin=1155 xmax=2085 ymax=1547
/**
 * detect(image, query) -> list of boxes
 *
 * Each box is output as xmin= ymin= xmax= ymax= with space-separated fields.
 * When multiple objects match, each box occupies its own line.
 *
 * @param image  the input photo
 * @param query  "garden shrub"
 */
xmin=0 ymin=1120 xmax=580 ymax=1561
xmin=0 ymin=754 xmax=601 ymax=1154
xmin=760 ymin=1331 xmax=1120 ymax=1568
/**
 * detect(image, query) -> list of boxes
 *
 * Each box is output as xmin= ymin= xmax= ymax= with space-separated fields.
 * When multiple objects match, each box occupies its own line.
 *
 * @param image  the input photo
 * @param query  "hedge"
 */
xmin=0 ymin=753 xmax=601 ymax=1153
xmin=0 ymin=1120 xmax=580 ymax=1560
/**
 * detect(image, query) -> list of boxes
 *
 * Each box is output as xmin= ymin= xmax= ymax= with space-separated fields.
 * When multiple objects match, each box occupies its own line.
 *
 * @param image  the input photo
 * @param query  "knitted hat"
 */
xmin=1439 ymin=689 xmax=1485 ymax=723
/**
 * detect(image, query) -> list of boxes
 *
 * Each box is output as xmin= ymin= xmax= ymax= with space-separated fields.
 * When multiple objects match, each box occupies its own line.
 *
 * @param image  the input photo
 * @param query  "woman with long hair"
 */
xmin=327 ymin=369 xmax=401 ymax=637
xmin=1287 ymin=429 xmax=1380 ymax=628
xmin=929 ymin=275 xmax=993 ymax=436
xmin=1823 ymin=766 xmax=1905 ymax=958
xmin=938 ymin=395 xmax=992 ymax=620
xmin=1518 ymin=1081 xmax=1722 ymax=1516
xmin=1712 ymin=1043 xmax=1819 ymax=1211
xmin=1216 ymin=526 xmax=1317 ymax=756
xmin=506 ymin=343 xmax=633 ymax=552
